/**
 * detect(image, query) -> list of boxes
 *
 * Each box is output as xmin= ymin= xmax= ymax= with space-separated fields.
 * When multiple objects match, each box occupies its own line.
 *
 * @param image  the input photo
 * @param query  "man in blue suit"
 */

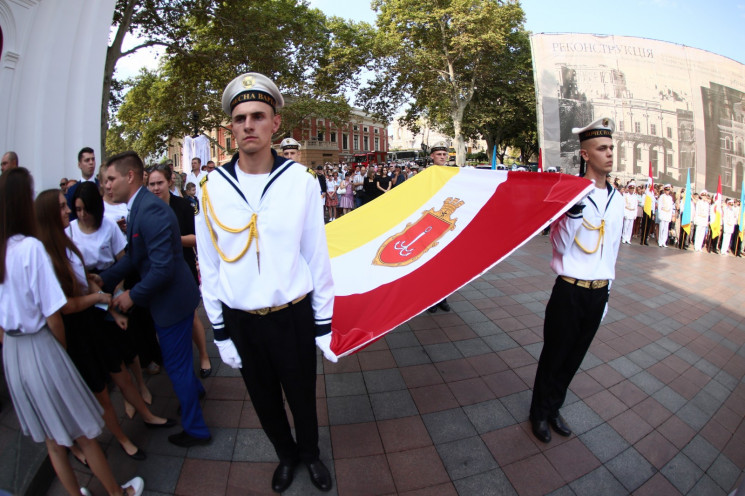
xmin=100 ymin=151 xmax=210 ymax=447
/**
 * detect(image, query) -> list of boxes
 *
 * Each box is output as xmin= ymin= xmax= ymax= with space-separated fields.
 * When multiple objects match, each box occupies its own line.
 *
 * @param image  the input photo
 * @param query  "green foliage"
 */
xmin=359 ymin=0 xmax=529 ymax=165
xmin=109 ymin=0 xmax=375 ymax=158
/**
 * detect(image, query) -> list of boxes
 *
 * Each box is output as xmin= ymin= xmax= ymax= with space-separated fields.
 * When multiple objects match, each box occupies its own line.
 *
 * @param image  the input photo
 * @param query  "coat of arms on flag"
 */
xmin=325 ymin=166 xmax=594 ymax=357
xmin=374 ymin=197 xmax=464 ymax=267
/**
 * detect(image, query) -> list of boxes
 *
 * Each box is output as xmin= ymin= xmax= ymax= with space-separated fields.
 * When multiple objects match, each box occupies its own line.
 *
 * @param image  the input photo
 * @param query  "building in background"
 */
xmin=167 ymin=108 xmax=387 ymax=170
xmin=0 ymin=0 xmax=114 ymax=188
xmin=532 ymin=33 xmax=745 ymax=196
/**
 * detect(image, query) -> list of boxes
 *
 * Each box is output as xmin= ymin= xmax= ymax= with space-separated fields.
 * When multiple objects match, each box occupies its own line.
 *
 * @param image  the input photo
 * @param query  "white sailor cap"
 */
xmin=430 ymin=141 xmax=448 ymax=152
xmin=546 ymin=167 xmax=558 ymax=172
xmin=222 ymin=72 xmax=284 ymax=116
xmin=727 ymin=198 xmax=734 ymax=204
xmin=700 ymin=189 xmax=708 ymax=195
xmin=663 ymin=183 xmax=671 ymax=189
xmin=627 ymin=181 xmax=636 ymax=187
xmin=280 ymin=138 xmax=300 ymax=150
xmin=572 ymin=117 xmax=615 ymax=141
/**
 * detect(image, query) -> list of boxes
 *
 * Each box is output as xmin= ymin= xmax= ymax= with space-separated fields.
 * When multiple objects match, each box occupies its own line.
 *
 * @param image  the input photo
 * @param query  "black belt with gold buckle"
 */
xmin=560 ymin=276 xmax=609 ymax=289
xmin=247 ymin=294 xmax=307 ymax=316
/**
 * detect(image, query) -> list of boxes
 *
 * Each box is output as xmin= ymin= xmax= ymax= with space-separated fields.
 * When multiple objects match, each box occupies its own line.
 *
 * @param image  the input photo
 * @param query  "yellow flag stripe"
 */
xmin=326 ymin=166 xmax=460 ymax=258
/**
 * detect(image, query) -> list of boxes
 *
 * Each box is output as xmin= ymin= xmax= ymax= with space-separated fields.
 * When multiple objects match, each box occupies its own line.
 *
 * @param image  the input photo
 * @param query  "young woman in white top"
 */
xmin=36 ymin=187 xmax=175 ymax=464
xmin=69 ymin=182 xmax=158 ymax=417
xmin=0 ymin=168 xmax=143 ymax=496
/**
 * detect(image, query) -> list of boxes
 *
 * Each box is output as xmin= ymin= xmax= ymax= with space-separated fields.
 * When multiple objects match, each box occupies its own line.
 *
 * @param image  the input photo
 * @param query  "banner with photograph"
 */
xmin=531 ymin=33 xmax=745 ymax=199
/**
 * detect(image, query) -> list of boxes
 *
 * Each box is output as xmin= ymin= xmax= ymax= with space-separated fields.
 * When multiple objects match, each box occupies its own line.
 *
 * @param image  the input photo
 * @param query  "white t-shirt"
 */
xmin=65 ymin=217 xmax=127 ymax=272
xmin=103 ymin=201 xmax=128 ymax=226
xmin=235 ymin=168 xmax=270 ymax=209
xmin=0 ymin=235 xmax=67 ymax=334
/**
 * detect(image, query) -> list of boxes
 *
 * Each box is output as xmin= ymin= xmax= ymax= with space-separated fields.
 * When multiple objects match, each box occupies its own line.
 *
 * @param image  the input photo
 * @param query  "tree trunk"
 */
xmin=100 ymin=0 xmax=137 ymax=160
xmin=451 ymin=100 xmax=468 ymax=166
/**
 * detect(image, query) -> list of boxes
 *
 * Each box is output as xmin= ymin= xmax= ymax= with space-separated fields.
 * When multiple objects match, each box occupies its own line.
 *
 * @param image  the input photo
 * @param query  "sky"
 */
xmin=116 ymin=0 xmax=745 ymax=80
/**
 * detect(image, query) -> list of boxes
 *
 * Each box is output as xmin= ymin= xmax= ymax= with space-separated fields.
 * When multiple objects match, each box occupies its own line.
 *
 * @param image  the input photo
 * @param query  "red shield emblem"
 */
xmin=373 ymin=197 xmax=464 ymax=267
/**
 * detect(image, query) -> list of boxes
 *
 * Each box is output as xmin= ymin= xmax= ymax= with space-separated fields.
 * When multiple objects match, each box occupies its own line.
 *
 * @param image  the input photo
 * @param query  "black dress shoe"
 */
xmin=199 ymin=367 xmax=212 ymax=379
xmin=272 ymin=460 xmax=296 ymax=493
xmin=123 ymin=446 xmax=147 ymax=461
xmin=530 ymin=416 xmax=551 ymax=443
xmin=167 ymin=431 xmax=211 ymax=448
xmin=549 ymin=414 xmax=572 ymax=437
xmin=438 ymin=299 xmax=451 ymax=312
xmin=144 ymin=418 xmax=177 ymax=429
xmin=306 ymin=459 xmax=332 ymax=492
xmin=427 ymin=305 xmax=437 ymax=313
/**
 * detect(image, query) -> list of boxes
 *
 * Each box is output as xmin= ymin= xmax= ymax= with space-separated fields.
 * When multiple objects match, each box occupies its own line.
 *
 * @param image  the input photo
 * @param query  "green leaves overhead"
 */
xmin=360 ymin=0 xmax=530 ymax=165
xmin=107 ymin=0 xmax=375 ymax=158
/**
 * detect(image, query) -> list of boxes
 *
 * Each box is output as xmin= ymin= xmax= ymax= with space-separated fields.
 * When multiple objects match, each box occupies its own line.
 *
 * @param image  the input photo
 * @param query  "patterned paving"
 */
xmin=4 ymin=235 xmax=744 ymax=495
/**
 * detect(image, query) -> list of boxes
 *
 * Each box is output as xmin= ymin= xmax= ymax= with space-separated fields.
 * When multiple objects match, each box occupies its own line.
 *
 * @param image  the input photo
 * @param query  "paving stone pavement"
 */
xmin=2 ymin=235 xmax=744 ymax=495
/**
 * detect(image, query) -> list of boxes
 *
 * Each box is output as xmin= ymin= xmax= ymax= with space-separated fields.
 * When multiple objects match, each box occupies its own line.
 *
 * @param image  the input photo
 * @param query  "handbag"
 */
xmin=337 ymin=182 xmax=346 ymax=195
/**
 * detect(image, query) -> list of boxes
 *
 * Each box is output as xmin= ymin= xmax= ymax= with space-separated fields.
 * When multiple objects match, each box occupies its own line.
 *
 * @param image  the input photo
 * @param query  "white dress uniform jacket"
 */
xmin=550 ymin=182 xmax=624 ymax=281
xmin=195 ymin=152 xmax=334 ymax=338
xmin=623 ymin=192 xmax=638 ymax=220
xmin=657 ymin=194 xmax=674 ymax=223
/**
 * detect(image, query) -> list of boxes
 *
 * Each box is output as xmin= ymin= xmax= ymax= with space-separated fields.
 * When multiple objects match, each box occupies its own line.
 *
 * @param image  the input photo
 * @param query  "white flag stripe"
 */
xmin=331 ymin=170 xmax=506 ymax=296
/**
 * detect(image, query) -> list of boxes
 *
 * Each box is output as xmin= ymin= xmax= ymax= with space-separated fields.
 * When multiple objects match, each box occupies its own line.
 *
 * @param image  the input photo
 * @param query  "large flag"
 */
xmin=326 ymin=166 xmax=593 ymax=357
xmin=681 ymin=169 xmax=692 ymax=235
xmin=739 ymin=179 xmax=745 ymax=242
xmin=643 ymin=161 xmax=654 ymax=217
xmin=537 ymin=148 xmax=543 ymax=173
xmin=710 ymin=175 xmax=723 ymax=240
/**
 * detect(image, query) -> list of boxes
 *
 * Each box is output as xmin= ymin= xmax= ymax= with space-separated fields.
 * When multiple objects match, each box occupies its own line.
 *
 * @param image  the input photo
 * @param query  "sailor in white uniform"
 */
xmin=657 ymin=184 xmax=674 ymax=247
xmin=693 ymin=190 xmax=710 ymax=252
xmin=280 ymin=137 xmax=301 ymax=161
xmin=195 ymin=72 xmax=336 ymax=493
xmin=622 ymin=181 xmax=637 ymax=244
xmin=722 ymin=198 xmax=737 ymax=255
xmin=529 ymin=117 xmax=624 ymax=444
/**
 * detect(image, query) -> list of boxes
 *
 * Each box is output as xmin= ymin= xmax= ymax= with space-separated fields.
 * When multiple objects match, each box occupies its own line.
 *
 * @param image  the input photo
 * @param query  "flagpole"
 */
xmin=491 ymin=145 xmax=497 ymax=170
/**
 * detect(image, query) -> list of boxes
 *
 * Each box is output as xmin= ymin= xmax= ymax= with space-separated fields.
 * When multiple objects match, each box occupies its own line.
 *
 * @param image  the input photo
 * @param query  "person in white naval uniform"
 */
xmin=529 ymin=117 xmax=624 ymax=444
xmin=722 ymin=198 xmax=737 ymax=255
xmin=693 ymin=191 xmax=710 ymax=252
xmin=621 ymin=181 xmax=637 ymax=244
xmin=657 ymin=184 xmax=674 ymax=247
xmin=280 ymin=137 xmax=301 ymax=161
xmin=195 ymin=72 xmax=336 ymax=494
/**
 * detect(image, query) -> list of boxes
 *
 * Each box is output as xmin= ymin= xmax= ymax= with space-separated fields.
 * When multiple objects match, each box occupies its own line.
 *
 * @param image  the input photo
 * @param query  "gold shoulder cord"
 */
xmin=202 ymin=183 xmax=259 ymax=264
xmin=574 ymin=219 xmax=605 ymax=254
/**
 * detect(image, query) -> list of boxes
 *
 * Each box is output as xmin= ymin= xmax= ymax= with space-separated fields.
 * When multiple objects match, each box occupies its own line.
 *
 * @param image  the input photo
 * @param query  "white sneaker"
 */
xmin=122 ymin=476 xmax=145 ymax=496
xmin=80 ymin=489 xmax=92 ymax=496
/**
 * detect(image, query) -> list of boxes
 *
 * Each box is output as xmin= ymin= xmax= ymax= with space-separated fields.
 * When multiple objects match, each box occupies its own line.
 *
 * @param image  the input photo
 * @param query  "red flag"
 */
xmin=537 ymin=148 xmax=543 ymax=173
xmin=643 ymin=161 xmax=654 ymax=217
xmin=326 ymin=167 xmax=593 ymax=356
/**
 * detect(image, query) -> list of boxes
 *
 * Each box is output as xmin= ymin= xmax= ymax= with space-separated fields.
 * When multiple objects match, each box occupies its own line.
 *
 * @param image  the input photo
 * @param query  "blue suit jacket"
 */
xmin=101 ymin=187 xmax=199 ymax=327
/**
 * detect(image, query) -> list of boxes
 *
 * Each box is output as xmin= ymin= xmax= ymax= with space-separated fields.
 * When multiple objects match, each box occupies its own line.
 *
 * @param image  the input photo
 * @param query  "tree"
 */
xmin=360 ymin=0 xmax=526 ymax=165
xmin=463 ymin=28 xmax=536 ymax=164
xmin=108 ymin=1 xmax=376 ymax=158
xmin=103 ymin=0 xmax=201 ymax=158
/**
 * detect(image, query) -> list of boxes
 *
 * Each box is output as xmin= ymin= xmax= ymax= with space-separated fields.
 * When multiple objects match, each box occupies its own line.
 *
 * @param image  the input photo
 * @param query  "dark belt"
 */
xmin=560 ymin=276 xmax=609 ymax=289
xmin=245 ymin=294 xmax=306 ymax=316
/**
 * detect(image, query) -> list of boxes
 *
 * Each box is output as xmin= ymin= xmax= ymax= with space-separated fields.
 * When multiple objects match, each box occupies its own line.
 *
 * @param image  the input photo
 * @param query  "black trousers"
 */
xmin=223 ymin=298 xmax=319 ymax=464
xmin=530 ymin=277 xmax=609 ymax=420
xmin=639 ymin=213 xmax=652 ymax=244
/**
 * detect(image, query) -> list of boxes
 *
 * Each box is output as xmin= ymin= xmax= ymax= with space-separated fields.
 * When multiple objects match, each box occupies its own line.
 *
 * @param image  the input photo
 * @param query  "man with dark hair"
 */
xmin=529 ymin=118 xmax=623 ymax=443
xmin=65 ymin=147 xmax=99 ymax=220
xmin=185 ymin=157 xmax=206 ymax=200
xmin=427 ymin=141 xmax=452 ymax=313
xmin=196 ymin=72 xmax=335 ymax=493
xmin=1 ymin=151 xmax=18 ymax=172
xmin=99 ymin=151 xmax=210 ymax=448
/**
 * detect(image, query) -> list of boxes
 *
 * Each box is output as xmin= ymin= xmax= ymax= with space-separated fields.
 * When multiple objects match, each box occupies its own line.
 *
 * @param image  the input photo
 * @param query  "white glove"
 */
xmin=214 ymin=339 xmax=242 ymax=369
xmin=315 ymin=333 xmax=338 ymax=363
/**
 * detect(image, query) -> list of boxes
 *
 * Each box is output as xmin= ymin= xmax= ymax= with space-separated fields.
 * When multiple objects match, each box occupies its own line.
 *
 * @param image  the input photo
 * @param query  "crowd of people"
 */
xmin=1 ymin=99 xmax=744 ymax=495
xmin=614 ymin=177 xmax=744 ymax=256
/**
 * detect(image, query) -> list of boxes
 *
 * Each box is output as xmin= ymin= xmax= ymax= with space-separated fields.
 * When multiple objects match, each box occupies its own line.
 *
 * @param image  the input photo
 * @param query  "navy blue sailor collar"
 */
xmin=216 ymin=149 xmax=295 ymax=203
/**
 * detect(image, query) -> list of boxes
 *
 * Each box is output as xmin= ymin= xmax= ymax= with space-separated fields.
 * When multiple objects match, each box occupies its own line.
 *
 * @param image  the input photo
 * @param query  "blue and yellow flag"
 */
xmin=681 ymin=169 xmax=692 ymax=235
xmin=739 ymin=179 xmax=745 ymax=242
